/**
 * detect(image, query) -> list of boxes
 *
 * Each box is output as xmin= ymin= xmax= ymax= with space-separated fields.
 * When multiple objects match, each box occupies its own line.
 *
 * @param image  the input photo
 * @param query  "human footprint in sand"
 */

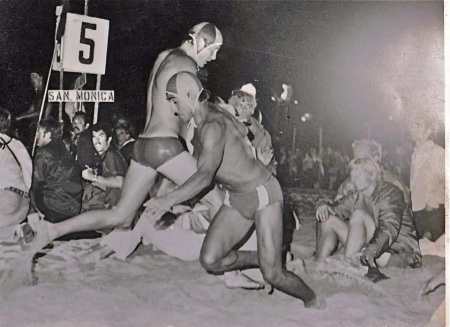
xmin=144 ymin=72 xmax=324 ymax=309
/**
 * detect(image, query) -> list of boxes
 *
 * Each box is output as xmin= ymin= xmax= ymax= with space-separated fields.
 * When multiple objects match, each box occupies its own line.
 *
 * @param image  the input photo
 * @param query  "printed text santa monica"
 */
xmin=48 ymin=90 xmax=115 ymax=102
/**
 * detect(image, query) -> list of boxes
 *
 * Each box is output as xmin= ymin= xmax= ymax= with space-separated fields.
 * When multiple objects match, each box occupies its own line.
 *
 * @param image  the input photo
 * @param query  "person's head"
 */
xmin=166 ymin=71 xmax=206 ymax=123
xmin=0 ymin=108 xmax=12 ymax=134
xmin=352 ymin=139 xmax=382 ymax=163
xmin=114 ymin=121 xmax=133 ymax=147
xmin=409 ymin=116 xmax=437 ymax=145
xmin=72 ymin=111 xmax=91 ymax=134
xmin=36 ymin=119 xmax=63 ymax=147
xmin=348 ymin=157 xmax=381 ymax=192
xmin=228 ymin=83 xmax=257 ymax=119
xmin=184 ymin=22 xmax=223 ymax=68
xmin=92 ymin=123 xmax=113 ymax=155
xmin=30 ymin=72 xmax=43 ymax=91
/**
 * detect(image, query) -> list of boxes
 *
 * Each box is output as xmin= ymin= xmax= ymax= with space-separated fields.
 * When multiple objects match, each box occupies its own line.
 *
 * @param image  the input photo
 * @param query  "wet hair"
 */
xmin=72 ymin=111 xmax=91 ymax=125
xmin=38 ymin=118 xmax=63 ymax=140
xmin=352 ymin=139 xmax=382 ymax=161
xmin=92 ymin=122 xmax=113 ymax=139
xmin=348 ymin=157 xmax=381 ymax=180
xmin=0 ymin=108 xmax=12 ymax=134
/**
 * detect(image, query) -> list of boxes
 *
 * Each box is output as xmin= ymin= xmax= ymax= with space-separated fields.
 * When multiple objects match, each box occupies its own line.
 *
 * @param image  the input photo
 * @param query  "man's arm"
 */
xmin=363 ymin=186 xmax=404 ymax=260
xmin=144 ymin=120 xmax=226 ymax=219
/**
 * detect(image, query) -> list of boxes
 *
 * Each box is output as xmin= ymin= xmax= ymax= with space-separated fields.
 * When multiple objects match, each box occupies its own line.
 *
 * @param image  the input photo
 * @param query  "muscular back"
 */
xmin=142 ymin=48 xmax=198 ymax=138
xmin=194 ymin=104 xmax=272 ymax=193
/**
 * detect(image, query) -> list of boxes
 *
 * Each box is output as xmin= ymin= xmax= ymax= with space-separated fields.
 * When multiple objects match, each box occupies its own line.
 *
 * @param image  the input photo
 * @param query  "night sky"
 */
xmin=0 ymin=0 xmax=444 ymax=155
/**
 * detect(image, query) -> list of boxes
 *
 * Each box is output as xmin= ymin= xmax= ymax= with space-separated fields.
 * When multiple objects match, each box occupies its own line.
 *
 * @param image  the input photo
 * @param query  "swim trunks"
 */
xmin=131 ymin=137 xmax=185 ymax=170
xmin=223 ymin=175 xmax=283 ymax=220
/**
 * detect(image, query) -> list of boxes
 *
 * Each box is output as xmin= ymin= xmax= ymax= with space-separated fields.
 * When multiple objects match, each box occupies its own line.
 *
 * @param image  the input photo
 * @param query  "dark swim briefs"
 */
xmin=132 ymin=137 xmax=185 ymax=170
xmin=223 ymin=175 xmax=283 ymax=220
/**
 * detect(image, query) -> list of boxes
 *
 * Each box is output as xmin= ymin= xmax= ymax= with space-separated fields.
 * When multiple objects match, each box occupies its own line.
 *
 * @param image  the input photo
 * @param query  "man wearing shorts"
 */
xmin=144 ymin=72 xmax=324 ymax=309
xmin=33 ymin=23 xmax=224 ymax=242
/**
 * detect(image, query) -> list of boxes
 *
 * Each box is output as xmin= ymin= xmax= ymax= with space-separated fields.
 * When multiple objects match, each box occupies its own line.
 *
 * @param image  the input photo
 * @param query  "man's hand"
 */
xmin=144 ymin=196 xmax=174 ymax=223
xmin=82 ymin=167 xmax=97 ymax=182
xmin=360 ymin=247 xmax=377 ymax=268
xmin=257 ymin=147 xmax=274 ymax=166
xmin=316 ymin=204 xmax=330 ymax=222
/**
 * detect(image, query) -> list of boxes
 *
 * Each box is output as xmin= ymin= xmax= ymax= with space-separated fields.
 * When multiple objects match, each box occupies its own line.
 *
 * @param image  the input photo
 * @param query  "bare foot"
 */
xmin=224 ymin=271 xmax=265 ymax=290
xmin=304 ymin=295 xmax=326 ymax=309
xmin=26 ymin=220 xmax=52 ymax=254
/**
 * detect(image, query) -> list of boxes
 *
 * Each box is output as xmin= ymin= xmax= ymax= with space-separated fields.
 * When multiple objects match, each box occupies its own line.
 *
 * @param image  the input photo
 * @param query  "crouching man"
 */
xmin=145 ymin=71 xmax=324 ymax=309
xmin=315 ymin=157 xmax=421 ymax=269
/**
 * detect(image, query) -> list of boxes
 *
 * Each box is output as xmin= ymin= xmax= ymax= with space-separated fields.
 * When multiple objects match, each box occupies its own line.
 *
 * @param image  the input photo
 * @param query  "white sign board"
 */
xmin=54 ymin=13 xmax=109 ymax=75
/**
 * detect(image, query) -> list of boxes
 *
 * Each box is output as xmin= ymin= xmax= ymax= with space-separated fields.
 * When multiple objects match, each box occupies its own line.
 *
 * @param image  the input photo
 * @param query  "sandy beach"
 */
xmin=0 ymin=190 xmax=445 ymax=327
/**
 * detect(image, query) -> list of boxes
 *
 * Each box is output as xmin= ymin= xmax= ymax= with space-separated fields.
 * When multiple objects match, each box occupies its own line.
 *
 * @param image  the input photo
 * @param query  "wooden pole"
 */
xmin=93 ymin=75 xmax=101 ymax=124
xmin=59 ymin=69 xmax=64 ymax=121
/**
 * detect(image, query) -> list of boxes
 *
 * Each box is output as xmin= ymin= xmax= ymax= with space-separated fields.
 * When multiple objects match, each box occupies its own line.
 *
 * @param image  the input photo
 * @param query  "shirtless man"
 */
xmin=144 ymin=72 xmax=324 ymax=309
xmin=32 ymin=23 xmax=224 ymax=244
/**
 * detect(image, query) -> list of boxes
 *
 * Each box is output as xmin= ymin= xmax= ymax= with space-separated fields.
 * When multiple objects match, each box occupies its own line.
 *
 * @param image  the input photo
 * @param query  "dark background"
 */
xmin=0 ymin=0 xmax=444 ymax=155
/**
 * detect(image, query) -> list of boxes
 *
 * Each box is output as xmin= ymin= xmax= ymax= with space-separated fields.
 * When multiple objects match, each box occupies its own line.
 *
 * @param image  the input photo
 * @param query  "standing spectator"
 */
xmin=113 ymin=119 xmax=136 ymax=166
xmin=81 ymin=123 xmax=128 ymax=212
xmin=32 ymin=119 xmax=83 ymax=223
xmin=71 ymin=111 xmax=101 ymax=171
xmin=409 ymin=119 xmax=445 ymax=242
xmin=0 ymin=108 xmax=32 ymax=241
xmin=224 ymin=83 xmax=276 ymax=173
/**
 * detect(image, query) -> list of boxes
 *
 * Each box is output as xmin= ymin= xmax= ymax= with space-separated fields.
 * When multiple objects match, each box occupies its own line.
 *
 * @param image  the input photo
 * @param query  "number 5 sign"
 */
xmin=54 ymin=13 xmax=109 ymax=75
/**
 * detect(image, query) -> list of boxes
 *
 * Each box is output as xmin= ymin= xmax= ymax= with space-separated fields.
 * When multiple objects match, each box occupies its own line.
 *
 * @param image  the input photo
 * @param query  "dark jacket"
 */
xmin=72 ymin=129 xmax=101 ymax=170
xmin=32 ymin=139 xmax=83 ymax=219
xmin=328 ymin=180 xmax=421 ymax=267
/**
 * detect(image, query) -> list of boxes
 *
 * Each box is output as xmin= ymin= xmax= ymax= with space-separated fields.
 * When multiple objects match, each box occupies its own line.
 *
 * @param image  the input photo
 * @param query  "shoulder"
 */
xmin=376 ymin=180 xmax=404 ymax=201
xmin=162 ymin=49 xmax=197 ymax=72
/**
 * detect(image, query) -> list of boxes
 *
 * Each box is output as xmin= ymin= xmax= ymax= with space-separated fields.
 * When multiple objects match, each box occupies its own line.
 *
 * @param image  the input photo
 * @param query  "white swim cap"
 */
xmin=240 ymin=83 xmax=256 ymax=98
xmin=166 ymin=72 xmax=204 ymax=113
xmin=188 ymin=22 xmax=223 ymax=54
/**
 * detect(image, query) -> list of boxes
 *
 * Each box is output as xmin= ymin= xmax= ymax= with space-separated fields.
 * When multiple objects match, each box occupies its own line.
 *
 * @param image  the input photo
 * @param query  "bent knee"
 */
xmin=199 ymin=252 xmax=221 ymax=272
xmin=349 ymin=209 xmax=373 ymax=224
xmin=319 ymin=215 xmax=340 ymax=230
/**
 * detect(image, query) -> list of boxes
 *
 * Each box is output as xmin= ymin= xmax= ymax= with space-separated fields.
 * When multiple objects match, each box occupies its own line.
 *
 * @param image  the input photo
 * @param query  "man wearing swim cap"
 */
xmin=144 ymin=72 xmax=325 ymax=309
xmin=31 ymin=23 xmax=225 ymax=252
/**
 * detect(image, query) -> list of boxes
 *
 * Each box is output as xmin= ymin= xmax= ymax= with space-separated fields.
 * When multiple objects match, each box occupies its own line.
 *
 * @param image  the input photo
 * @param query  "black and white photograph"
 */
xmin=0 ymin=1 xmax=446 ymax=326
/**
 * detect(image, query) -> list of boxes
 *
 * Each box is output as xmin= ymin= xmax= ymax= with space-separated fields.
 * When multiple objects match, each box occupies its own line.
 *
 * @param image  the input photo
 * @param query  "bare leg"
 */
xmin=200 ymin=205 xmax=256 ymax=272
xmin=254 ymin=203 xmax=324 ymax=308
xmin=40 ymin=161 xmax=158 ymax=242
xmin=344 ymin=209 xmax=375 ymax=257
xmin=157 ymin=152 xmax=224 ymax=218
xmin=315 ymin=215 xmax=349 ymax=261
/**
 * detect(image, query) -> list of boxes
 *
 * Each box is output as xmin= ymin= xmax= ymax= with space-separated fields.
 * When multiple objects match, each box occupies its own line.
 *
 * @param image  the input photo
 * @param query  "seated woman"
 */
xmin=0 ymin=108 xmax=33 ymax=242
xmin=315 ymin=157 xmax=421 ymax=269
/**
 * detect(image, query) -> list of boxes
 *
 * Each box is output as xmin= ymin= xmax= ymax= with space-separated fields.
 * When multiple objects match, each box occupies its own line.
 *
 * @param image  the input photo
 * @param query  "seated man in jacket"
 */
xmin=315 ymin=139 xmax=412 ymax=255
xmin=315 ymin=157 xmax=421 ymax=269
xmin=32 ymin=119 xmax=83 ymax=223
xmin=81 ymin=123 xmax=128 ymax=212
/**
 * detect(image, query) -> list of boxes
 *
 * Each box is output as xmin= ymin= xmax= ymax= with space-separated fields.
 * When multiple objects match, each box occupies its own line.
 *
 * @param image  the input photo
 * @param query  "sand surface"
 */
xmin=0 ymin=191 xmax=445 ymax=327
